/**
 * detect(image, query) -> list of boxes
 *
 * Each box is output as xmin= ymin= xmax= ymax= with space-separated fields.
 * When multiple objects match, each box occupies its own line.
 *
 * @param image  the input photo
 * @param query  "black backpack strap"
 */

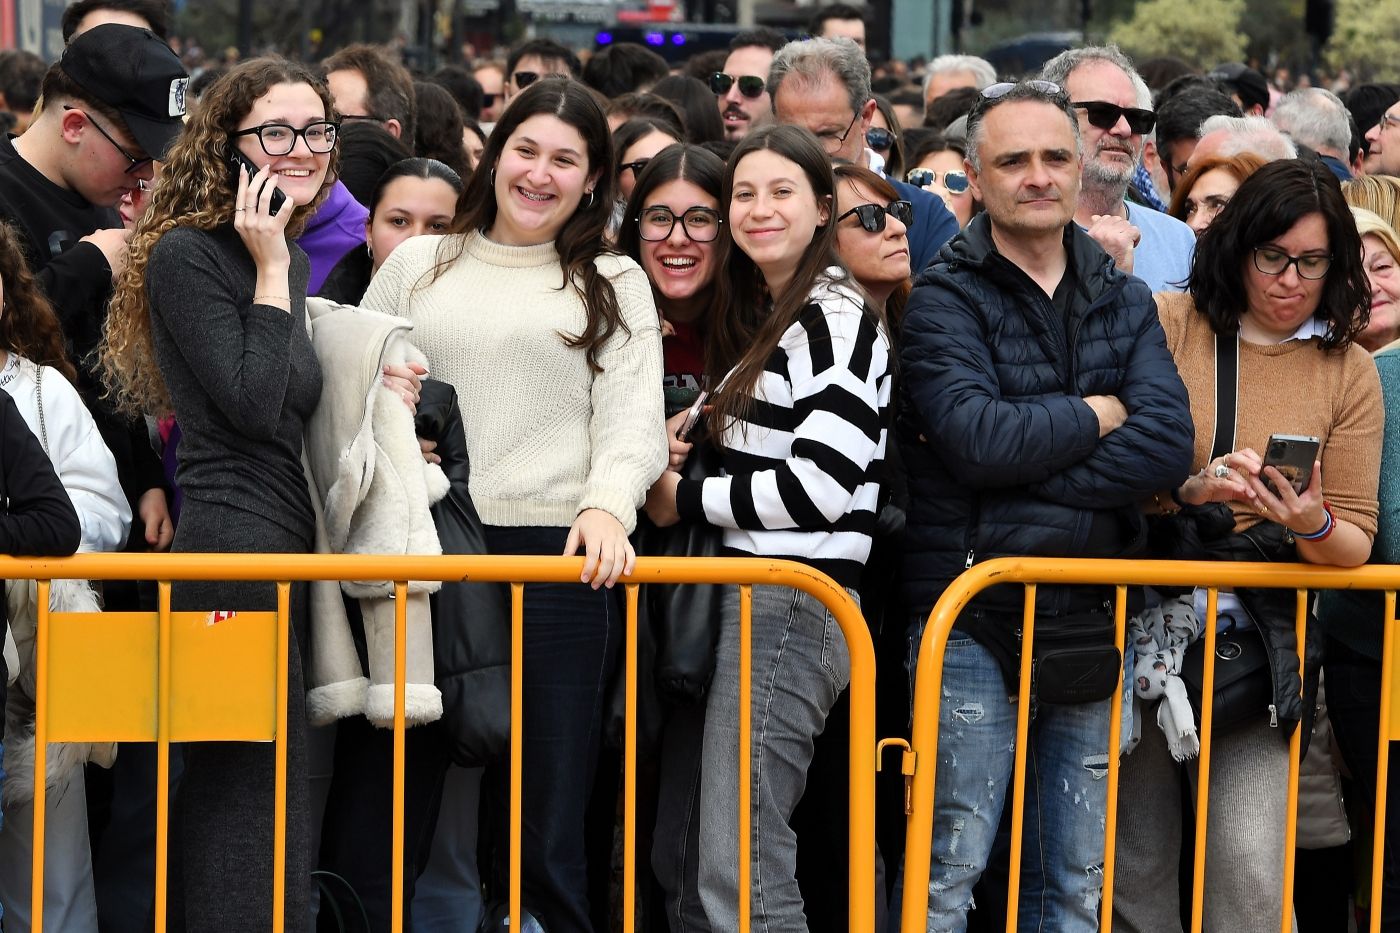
xmin=1211 ymin=330 xmax=1238 ymax=461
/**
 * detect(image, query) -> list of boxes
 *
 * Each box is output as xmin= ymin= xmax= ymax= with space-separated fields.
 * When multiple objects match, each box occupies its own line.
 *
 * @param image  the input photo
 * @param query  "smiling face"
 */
xmin=1360 ymin=232 xmax=1400 ymax=351
xmin=834 ymin=177 xmax=910 ymax=299
xmin=618 ymin=130 xmax=680 ymax=202
xmin=1064 ymin=60 xmax=1144 ymax=192
xmin=232 ymin=81 xmax=332 ymax=207
xmin=718 ymin=45 xmax=775 ymax=142
xmin=729 ymin=148 xmax=828 ymax=297
xmin=637 ymin=178 xmax=721 ymax=313
xmin=488 ymin=113 xmax=596 ymax=247
xmin=969 ymin=100 xmax=1080 ymax=239
xmin=367 ymin=175 xmax=459 ymax=274
xmin=1241 ymin=211 xmax=1330 ymax=343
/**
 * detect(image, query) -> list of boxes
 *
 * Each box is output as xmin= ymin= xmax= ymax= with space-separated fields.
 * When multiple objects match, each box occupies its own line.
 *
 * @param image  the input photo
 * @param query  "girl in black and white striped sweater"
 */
xmin=645 ymin=124 xmax=891 ymax=931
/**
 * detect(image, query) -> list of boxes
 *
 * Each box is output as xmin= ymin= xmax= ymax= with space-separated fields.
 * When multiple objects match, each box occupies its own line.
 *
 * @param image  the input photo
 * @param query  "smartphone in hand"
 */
xmin=226 ymin=146 xmax=286 ymax=215
xmin=1262 ymin=434 xmax=1320 ymax=496
xmin=676 ymin=391 xmax=709 ymax=442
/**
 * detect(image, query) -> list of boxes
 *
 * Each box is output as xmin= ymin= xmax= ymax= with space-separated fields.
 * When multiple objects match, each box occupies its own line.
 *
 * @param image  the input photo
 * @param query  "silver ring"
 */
xmin=234 ymin=208 xmax=245 ymax=213
xmin=1213 ymin=463 xmax=1231 ymax=478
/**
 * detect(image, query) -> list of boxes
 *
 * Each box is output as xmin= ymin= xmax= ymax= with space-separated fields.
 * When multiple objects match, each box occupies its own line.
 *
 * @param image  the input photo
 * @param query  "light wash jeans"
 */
xmin=698 ymin=584 xmax=854 ymax=933
xmin=919 ymin=634 xmax=1114 ymax=933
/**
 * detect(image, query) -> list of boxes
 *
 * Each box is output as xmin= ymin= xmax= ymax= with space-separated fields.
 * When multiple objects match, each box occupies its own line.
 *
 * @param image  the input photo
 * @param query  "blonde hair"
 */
xmin=1352 ymin=206 xmax=1400 ymax=265
xmin=100 ymin=57 xmax=338 ymax=416
xmin=1343 ymin=174 xmax=1400 ymax=234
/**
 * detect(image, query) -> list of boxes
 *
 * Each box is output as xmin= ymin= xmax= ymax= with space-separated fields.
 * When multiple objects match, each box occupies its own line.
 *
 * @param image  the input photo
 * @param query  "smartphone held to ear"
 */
xmin=1262 ymin=434 xmax=1319 ymax=495
xmin=226 ymin=146 xmax=286 ymax=215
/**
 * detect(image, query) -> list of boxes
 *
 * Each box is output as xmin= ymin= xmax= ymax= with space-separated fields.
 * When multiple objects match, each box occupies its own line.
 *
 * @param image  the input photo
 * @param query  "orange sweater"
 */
xmin=1155 ymin=292 xmax=1383 ymax=538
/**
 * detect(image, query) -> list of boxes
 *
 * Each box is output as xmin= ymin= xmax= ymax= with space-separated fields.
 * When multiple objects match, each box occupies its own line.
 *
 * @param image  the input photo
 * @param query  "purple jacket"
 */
xmin=296 ymin=180 xmax=369 ymax=294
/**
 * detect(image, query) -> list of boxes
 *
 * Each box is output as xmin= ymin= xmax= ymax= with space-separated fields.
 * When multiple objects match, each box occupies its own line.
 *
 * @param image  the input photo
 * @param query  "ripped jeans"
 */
xmin=921 ymin=634 xmax=1110 ymax=933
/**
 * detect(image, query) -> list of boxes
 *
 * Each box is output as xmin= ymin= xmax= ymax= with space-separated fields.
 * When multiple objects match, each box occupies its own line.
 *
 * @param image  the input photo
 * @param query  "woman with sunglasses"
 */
xmin=1167 ymin=152 xmax=1266 ymax=238
xmin=645 ymin=124 xmax=892 ymax=928
xmin=610 ymin=117 xmax=684 ymax=240
xmin=869 ymin=95 xmax=905 ymax=180
xmin=99 ymin=59 xmax=342 ymax=932
xmin=1114 ymin=159 xmax=1382 ymax=933
xmin=906 ymin=132 xmax=977 ymax=228
xmin=833 ymin=163 xmax=912 ymax=320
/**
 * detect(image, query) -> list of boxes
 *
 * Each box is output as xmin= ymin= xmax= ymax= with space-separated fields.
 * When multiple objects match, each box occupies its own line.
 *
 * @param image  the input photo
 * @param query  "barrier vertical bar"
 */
xmin=1003 ymin=584 xmax=1038 ymax=932
xmin=738 ymin=584 xmax=752 ymax=933
xmin=155 ymin=580 xmax=172 ymax=933
xmin=509 ymin=582 xmax=524 ymax=928
xmin=1373 ymin=590 xmax=1397 ymax=933
xmin=273 ymin=581 xmax=290 ymax=933
xmin=392 ymin=582 xmax=408 ymax=933
xmin=1189 ymin=588 xmax=1220 ymax=933
xmin=1278 ymin=589 xmax=1308 ymax=933
xmin=32 ymin=579 xmax=50 ymax=932
xmin=623 ymin=583 xmax=640 ymax=933
xmin=1100 ymin=584 xmax=1128 ymax=931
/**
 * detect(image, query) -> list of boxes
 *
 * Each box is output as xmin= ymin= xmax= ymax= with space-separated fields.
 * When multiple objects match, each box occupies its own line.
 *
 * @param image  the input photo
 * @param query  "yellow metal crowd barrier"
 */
xmin=0 ymin=553 xmax=878 ymax=933
xmin=899 ymin=557 xmax=1400 ymax=933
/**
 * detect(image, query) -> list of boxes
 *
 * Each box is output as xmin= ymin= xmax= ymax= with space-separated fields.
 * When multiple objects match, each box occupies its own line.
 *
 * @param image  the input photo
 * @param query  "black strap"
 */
xmin=1211 ymin=331 xmax=1238 ymax=461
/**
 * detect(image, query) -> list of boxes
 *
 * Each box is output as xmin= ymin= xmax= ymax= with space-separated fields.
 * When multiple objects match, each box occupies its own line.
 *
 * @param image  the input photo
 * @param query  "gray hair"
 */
xmin=1270 ymin=88 xmax=1351 ymax=157
xmin=922 ymin=54 xmax=997 ymax=97
xmin=965 ymin=81 xmax=1082 ymax=173
xmin=1199 ymin=114 xmax=1299 ymax=160
xmin=768 ymin=37 xmax=871 ymax=119
xmin=1039 ymin=45 xmax=1151 ymax=110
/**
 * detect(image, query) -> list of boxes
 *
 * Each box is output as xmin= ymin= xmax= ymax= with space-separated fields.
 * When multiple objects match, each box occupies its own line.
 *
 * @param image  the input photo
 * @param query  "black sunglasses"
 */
xmin=619 ymin=158 xmax=650 ymax=176
xmin=481 ymin=93 xmax=498 ymax=108
xmin=1073 ymin=101 xmax=1157 ymax=135
xmin=866 ymin=127 xmax=894 ymax=151
xmin=709 ymin=73 xmax=766 ymax=99
xmin=907 ymin=168 xmax=969 ymax=193
xmin=513 ymin=71 xmax=539 ymax=89
xmin=837 ymin=200 xmax=913 ymax=234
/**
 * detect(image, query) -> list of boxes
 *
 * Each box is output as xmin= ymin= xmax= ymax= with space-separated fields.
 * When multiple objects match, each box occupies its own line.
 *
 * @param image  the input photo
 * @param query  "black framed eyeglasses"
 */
xmin=866 ymin=126 xmax=894 ymax=151
xmin=907 ymin=167 xmax=969 ymax=193
xmin=63 ymin=105 xmax=152 ymax=175
xmin=1252 ymin=246 xmax=1331 ymax=280
xmin=709 ymin=73 xmax=765 ymax=99
xmin=637 ymin=205 xmax=723 ymax=242
xmin=513 ymin=71 xmax=540 ymax=90
xmin=1073 ymin=101 xmax=1157 ymax=135
xmin=837 ymin=200 xmax=913 ymax=234
xmin=230 ymin=121 xmax=340 ymax=156
xmin=619 ymin=158 xmax=651 ymax=177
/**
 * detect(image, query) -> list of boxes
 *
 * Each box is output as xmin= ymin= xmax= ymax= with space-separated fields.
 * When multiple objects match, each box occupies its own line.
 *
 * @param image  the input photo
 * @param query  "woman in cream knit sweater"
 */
xmin=362 ymin=78 xmax=666 ymax=931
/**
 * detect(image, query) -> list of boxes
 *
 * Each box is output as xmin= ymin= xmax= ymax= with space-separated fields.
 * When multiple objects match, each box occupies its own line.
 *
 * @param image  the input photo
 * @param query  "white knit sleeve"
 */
xmin=577 ymin=258 xmax=666 ymax=532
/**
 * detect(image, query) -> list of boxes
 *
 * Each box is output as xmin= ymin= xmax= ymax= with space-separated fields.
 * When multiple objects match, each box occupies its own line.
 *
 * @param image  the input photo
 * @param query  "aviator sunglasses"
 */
xmin=709 ymin=73 xmax=766 ymax=99
xmin=907 ymin=167 xmax=969 ymax=193
xmin=1073 ymin=101 xmax=1157 ymax=135
xmin=837 ymin=199 xmax=914 ymax=234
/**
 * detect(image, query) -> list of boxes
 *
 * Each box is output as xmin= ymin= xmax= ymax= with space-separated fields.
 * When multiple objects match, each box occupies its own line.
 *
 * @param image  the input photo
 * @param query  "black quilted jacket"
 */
xmin=898 ymin=213 xmax=1195 ymax=623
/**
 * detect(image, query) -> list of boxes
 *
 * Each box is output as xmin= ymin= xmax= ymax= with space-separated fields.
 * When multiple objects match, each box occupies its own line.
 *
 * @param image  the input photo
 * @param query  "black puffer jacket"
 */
xmin=899 ymin=214 xmax=1195 ymax=622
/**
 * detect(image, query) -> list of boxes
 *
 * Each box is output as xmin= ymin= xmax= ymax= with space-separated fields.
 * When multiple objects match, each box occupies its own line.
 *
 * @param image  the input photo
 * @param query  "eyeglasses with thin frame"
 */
xmin=1252 ymin=246 xmax=1332 ymax=280
xmin=1073 ymin=101 xmax=1157 ymax=135
xmin=619 ymin=158 xmax=651 ymax=177
xmin=709 ymin=73 xmax=765 ymax=99
xmin=907 ymin=167 xmax=969 ymax=193
xmin=637 ymin=205 xmax=723 ymax=242
xmin=229 ymin=121 xmax=340 ymax=156
xmin=816 ymin=111 xmax=861 ymax=154
xmin=866 ymin=126 xmax=894 ymax=152
xmin=63 ymin=105 xmax=152 ymax=175
xmin=837 ymin=199 xmax=913 ymax=234
xmin=1379 ymin=109 xmax=1400 ymax=132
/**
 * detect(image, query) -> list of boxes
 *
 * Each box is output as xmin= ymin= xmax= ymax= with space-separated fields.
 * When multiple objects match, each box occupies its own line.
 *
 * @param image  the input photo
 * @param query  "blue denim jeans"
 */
xmin=698 ymin=585 xmax=854 ymax=933
xmin=919 ymin=633 xmax=1113 ymax=933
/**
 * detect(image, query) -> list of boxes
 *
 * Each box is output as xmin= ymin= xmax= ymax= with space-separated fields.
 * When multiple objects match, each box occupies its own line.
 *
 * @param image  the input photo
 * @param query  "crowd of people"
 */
xmin=0 ymin=0 xmax=1399 ymax=932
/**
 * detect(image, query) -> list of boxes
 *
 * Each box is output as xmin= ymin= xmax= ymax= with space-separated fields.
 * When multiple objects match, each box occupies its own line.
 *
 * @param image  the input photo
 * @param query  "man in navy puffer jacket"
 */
xmin=898 ymin=80 xmax=1194 ymax=932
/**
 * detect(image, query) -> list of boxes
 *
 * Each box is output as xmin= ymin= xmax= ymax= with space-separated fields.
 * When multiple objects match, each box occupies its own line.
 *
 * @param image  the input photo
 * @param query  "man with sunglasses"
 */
xmin=712 ymin=27 xmax=785 ymax=142
xmin=503 ymin=38 xmax=580 ymax=107
xmin=770 ymin=37 xmax=958 ymax=274
xmin=898 ymin=79 xmax=1193 ymax=932
xmin=1041 ymin=46 xmax=1197 ymax=294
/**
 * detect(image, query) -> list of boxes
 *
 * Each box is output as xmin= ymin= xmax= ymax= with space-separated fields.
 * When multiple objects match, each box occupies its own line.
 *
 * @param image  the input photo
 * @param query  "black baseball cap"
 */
xmin=60 ymin=24 xmax=189 ymax=159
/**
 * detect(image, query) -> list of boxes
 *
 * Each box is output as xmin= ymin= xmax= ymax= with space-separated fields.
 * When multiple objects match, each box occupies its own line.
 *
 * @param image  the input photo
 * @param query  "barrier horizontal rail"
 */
xmin=3 ymin=553 xmax=878 ymax=933
xmin=900 ymin=557 xmax=1400 ymax=933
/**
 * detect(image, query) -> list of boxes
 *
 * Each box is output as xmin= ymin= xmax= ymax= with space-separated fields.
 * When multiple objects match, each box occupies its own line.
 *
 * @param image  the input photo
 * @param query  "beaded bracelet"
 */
xmin=1295 ymin=502 xmax=1335 ymax=542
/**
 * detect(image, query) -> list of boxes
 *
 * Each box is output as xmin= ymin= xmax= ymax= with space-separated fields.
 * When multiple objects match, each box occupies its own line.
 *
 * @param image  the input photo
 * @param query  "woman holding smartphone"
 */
xmin=99 ymin=58 xmax=340 ymax=932
xmin=1113 ymin=159 xmax=1382 ymax=933
xmin=361 ymin=78 xmax=665 ymax=931
xmin=645 ymin=124 xmax=892 ymax=929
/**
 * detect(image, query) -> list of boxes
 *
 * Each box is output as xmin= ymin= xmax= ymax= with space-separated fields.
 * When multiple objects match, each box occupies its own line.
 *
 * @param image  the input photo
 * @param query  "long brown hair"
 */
xmin=424 ymin=78 xmax=625 ymax=373
xmin=707 ymin=124 xmax=870 ymax=434
xmin=100 ymin=57 xmax=339 ymax=416
xmin=0 ymin=221 xmax=76 ymax=383
xmin=832 ymin=162 xmax=911 ymax=329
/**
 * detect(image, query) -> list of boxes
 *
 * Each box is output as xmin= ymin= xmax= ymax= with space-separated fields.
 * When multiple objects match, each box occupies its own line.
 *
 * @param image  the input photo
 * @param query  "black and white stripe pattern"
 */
xmin=677 ymin=274 xmax=891 ymax=587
